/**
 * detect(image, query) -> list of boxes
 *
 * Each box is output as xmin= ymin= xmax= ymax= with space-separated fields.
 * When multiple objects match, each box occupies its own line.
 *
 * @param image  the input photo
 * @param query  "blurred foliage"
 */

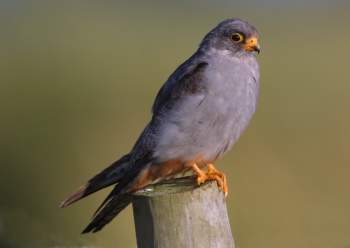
xmin=0 ymin=1 xmax=350 ymax=248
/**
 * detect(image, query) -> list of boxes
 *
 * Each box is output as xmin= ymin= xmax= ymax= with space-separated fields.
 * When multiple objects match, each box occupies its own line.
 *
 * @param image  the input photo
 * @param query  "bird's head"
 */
xmin=200 ymin=18 xmax=261 ymax=56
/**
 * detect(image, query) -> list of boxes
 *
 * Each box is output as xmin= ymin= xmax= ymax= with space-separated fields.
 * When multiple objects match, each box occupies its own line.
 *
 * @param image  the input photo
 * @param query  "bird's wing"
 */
xmin=81 ymin=55 xmax=211 ymax=233
xmin=61 ymin=56 xmax=209 ymax=209
xmin=152 ymin=55 xmax=209 ymax=115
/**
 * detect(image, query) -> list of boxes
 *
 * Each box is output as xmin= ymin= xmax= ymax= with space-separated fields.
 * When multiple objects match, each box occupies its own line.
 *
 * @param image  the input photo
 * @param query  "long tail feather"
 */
xmin=81 ymin=156 xmax=152 ymax=233
xmin=59 ymin=154 xmax=131 ymax=208
xmin=82 ymin=194 xmax=133 ymax=233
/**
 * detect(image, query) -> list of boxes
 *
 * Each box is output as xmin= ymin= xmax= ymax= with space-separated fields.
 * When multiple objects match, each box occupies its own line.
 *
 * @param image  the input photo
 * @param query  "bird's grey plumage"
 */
xmin=149 ymin=18 xmax=260 ymax=163
xmin=61 ymin=18 xmax=261 ymax=233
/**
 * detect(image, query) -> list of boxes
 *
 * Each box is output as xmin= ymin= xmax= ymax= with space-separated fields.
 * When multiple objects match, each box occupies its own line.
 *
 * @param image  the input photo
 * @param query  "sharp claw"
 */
xmin=207 ymin=163 xmax=229 ymax=197
xmin=196 ymin=174 xmax=207 ymax=185
xmin=191 ymin=163 xmax=207 ymax=185
xmin=190 ymin=163 xmax=229 ymax=197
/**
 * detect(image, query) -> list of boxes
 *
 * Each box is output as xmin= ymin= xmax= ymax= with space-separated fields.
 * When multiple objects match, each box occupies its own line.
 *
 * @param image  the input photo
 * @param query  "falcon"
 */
xmin=60 ymin=18 xmax=261 ymax=233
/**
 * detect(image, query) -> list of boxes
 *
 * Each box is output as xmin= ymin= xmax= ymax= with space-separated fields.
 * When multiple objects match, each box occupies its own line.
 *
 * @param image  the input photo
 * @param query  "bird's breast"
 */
xmin=204 ymin=56 xmax=259 ymax=113
xmin=198 ymin=56 xmax=259 ymax=158
xmin=154 ymin=55 xmax=259 ymax=163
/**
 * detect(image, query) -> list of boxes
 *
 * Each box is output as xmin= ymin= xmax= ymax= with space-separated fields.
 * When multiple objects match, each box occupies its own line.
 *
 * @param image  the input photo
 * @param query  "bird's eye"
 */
xmin=231 ymin=33 xmax=244 ymax=43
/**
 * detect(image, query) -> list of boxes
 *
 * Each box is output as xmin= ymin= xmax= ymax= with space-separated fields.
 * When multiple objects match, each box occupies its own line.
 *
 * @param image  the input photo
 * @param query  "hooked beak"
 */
xmin=243 ymin=37 xmax=261 ymax=54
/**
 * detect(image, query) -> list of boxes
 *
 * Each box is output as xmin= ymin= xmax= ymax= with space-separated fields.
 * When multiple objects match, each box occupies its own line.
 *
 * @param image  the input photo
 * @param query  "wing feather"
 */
xmin=152 ymin=54 xmax=209 ymax=115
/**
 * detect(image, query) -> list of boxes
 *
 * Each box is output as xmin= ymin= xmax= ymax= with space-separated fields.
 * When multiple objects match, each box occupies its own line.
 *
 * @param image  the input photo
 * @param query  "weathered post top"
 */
xmin=132 ymin=177 xmax=235 ymax=248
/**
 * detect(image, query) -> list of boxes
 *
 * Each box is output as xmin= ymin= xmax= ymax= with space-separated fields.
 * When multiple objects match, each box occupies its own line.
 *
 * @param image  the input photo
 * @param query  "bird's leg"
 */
xmin=190 ymin=163 xmax=208 ymax=185
xmin=207 ymin=163 xmax=228 ymax=197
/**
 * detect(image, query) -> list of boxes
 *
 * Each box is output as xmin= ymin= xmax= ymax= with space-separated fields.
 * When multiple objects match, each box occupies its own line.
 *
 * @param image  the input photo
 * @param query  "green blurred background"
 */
xmin=1 ymin=0 xmax=350 ymax=247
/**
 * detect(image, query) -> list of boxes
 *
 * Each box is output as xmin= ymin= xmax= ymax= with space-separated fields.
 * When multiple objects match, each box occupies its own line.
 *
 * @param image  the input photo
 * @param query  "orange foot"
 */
xmin=190 ymin=163 xmax=228 ymax=197
xmin=208 ymin=163 xmax=228 ymax=197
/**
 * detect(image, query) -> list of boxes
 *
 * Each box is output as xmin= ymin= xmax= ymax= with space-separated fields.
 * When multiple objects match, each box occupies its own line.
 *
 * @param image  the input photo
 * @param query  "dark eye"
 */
xmin=231 ymin=33 xmax=244 ymax=43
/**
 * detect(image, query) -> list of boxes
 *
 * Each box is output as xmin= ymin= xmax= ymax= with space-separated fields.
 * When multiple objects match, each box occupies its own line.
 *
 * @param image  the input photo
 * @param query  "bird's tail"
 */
xmin=81 ymin=155 xmax=152 ymax=233
xmin=60 ymin=152 xmax=152 ymax=233
xmin=59 ymin=154 xmax=132 ymax=208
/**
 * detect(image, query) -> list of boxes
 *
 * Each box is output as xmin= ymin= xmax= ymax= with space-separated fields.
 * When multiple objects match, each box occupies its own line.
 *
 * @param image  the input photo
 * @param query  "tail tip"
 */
xmin=59 ymin=201 xmax=67 ymax=208
xmin=59 ymin=184 xmax=88 ymax=208
xmin=81 ymin=225 xmax=98 ymax=234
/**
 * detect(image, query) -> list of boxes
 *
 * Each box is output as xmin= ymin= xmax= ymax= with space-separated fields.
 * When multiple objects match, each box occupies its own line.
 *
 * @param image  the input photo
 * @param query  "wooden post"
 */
xmin=132 ymin=177 xmax=235 ymax=248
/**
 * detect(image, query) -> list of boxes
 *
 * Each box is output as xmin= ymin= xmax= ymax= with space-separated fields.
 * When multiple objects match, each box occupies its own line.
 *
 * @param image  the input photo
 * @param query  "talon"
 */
xmin=207 ymin=163 xmax=228 ymax=197
xmin=190 ymin=163 xmax=229 ymax=197
xmin=196 ymin=173 xmax=207 ymax=185
xmin=190 ymin=163 xmax=208 ymax=185
xmin=207 ymin=174 xmax=224 ymax=190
